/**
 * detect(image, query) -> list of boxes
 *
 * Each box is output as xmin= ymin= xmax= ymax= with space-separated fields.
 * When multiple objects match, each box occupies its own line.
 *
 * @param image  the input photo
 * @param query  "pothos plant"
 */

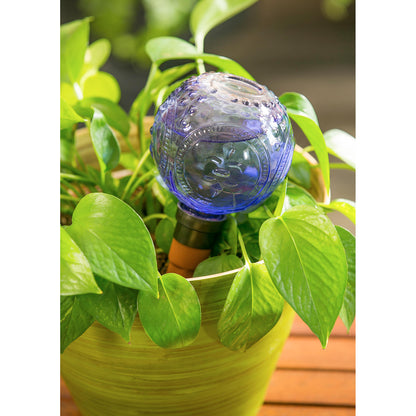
xmin=60 ymin=0 xmax=355 ymax=354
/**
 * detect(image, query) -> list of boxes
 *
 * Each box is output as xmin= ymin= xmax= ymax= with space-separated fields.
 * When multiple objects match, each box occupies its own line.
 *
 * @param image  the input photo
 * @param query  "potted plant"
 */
xmin=60 ymin=1 xmax=355 ymax=415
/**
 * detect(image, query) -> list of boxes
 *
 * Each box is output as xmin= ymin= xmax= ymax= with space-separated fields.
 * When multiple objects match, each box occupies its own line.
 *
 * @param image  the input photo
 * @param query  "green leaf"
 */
xmin=90 ymin=109 xmax=121 ymax=173
xmin=145 ymin=37 xmax=199 ymax=64
xmin=288 ymin=150 xmax=312 ymax=189
xmin=149 ymin=63 xmax=196 ymax=97
xmin=78 ymin=276 xmax=138 ymax=341
xmin=144 ymin=37 xmax=253 ymax=79
xmin=84 ymin=38 xmax=111 ymax=72
xmin=61 ymin=82 xmax=78 ymax=106
xmin=119 ymin=152 xmax=138 ymax=171
xmin=163 ymin=194 xmax=179 ymax=218
xmin=60 ymin=97 xmax=84 ymax=129
xmin=324 ymin=129 xmax=356 ymax=169
xmin=320 ymin=198 xmax=355 ymax=224
xmin=193 ymin=254 xmax=243 ymax=277
xmin=217 ymin=262 xmax=285 ymax=351
xmin=283 ymin=182 xmax=320 ymax=213
xmin=200 ymin=54 xmax=254 ymax=80
xmin=81 ymin=97 xmax=130 ymax=137
xmin=335 ymin=226 xmax=355 ymax=331
xmin=81 ymin=71 xmax=121 ymax=103
xmin=279 ymin=92 xmax=319 ymax=125
xmin=280 ymin=92 xmax=330 ymax=191
xmin=66 ymin=193 xmax=159 ymax=296
xmin=212 ymin=216 xmax=238 ymax=256
xmin=60 ymin=18 xmax=90 ymax=84
xmin=60 ymin=137 xmax=75 ymax=164
xmin=138 ymin=273 xmax=201 ymax=348
xmin=190 ymin=0 xmax=258 ymax=51
xmin=259 ymin=206 xmax=347 ymax=347
xmin=60 ymin=227 xmax=101 ymax=296
xmin=155 ymin=217 xmax=176 ymax=254
xmin=61 ymin=296 xmax=94 ymax=353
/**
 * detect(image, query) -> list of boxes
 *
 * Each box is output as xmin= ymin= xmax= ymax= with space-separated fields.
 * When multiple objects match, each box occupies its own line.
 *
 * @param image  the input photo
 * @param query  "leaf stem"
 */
xmin=196 ymin=58 xmax=206 ymax=75
xmin=237 ymin=230 xmax=251 ymax=266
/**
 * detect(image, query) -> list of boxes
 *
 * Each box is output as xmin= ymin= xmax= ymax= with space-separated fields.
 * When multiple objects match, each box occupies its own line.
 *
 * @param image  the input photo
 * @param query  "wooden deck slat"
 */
xmin=278 ymin=336 xmax=355 ymax=371
xmin=258 ymin=404 xmax=355 ymax=416
xmin=291 ymin=316 xmax=355 ymax=337
xmin=265 ymin=369 xmax=355 ymax=406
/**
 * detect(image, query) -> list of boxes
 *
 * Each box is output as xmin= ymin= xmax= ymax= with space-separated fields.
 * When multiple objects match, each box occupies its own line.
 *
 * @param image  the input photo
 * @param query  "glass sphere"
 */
xmin=150 ymin=72 xmax=294 ymax=215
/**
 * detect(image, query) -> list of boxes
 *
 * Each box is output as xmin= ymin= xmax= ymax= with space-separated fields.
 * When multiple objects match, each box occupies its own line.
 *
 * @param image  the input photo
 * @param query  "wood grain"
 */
xmin=258 ymin=404 xmax=355 ymax=416
xmin=278 ymin=336 xmax=355 ymax=371
xmin=291 ymin=315 xmax=356 ymax=337
xmin=265 ymin=369 xmax=355 ymax=406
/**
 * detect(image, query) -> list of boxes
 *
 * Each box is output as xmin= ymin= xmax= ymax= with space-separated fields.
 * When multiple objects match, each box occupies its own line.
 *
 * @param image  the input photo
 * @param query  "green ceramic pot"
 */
xmin=61 ymin=267 xmax=295 ymax=416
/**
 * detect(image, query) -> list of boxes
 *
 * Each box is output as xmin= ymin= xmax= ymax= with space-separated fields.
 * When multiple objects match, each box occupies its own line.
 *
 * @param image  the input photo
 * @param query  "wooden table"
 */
xmin=61 ymin=316 xmax=355 ymax=416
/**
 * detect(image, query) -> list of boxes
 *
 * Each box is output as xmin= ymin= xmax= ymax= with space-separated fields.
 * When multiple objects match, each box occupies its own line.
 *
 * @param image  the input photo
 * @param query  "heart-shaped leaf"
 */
xmin=217 ymin=262 xmax=285 ymax=351
xmin=324 ymin=129 xmax=356 ymax=169
xmin=259 ymin=205 xmax=347 ymax=347
xmin=190 ymin=0 xmax=258 ymax=51
xmin=60 ymin=227 xmax=101 ymax=296
xmin=61 ymin=296 xmax=94 ymax=353
xmin=336 ymin=226 xmax=356 ymax=331
xmin=66 ymin=193 xmax=159 ymax=296
xmin=78 ymin=276 xmax=138 ymax=341
xmin=90 ymin=109 xmax=121 ymax=173
xmin=193 ymin=254 xmax=243 ymax=277
xmin=138 ymin=273 xmax=201 ymax=348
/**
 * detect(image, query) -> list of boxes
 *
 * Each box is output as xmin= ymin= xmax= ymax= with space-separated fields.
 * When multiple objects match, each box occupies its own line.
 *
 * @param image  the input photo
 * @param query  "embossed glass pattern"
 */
xmin=150 ymin=72 xmax=294 ymax=215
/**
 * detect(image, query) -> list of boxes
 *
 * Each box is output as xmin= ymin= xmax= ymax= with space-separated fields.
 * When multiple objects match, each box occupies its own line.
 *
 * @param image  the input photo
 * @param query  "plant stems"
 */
xmin=60 ymin=173 xmax=95 ymax=183
xmin=143 ymin=213 xmax=167 ymax=223
xmin=121 ymin=149 xmax=151 ymax=200
xmin=61 ymin=178 xmax=84 ymax=199
xmin=61 ymin=194 xmax=79 ymax=202
xmin=139 ymin=63 xmax=158 ymax=155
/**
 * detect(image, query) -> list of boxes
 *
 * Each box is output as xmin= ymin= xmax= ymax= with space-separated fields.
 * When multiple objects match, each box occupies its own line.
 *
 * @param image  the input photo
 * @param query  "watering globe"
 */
xmin=150 ymin=72 xmax=294 ymax=277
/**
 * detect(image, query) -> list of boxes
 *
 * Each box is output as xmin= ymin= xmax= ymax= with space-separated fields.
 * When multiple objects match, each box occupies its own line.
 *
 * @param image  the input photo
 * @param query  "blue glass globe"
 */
xmin=150 ymin=72 xmax=294 ymax=215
